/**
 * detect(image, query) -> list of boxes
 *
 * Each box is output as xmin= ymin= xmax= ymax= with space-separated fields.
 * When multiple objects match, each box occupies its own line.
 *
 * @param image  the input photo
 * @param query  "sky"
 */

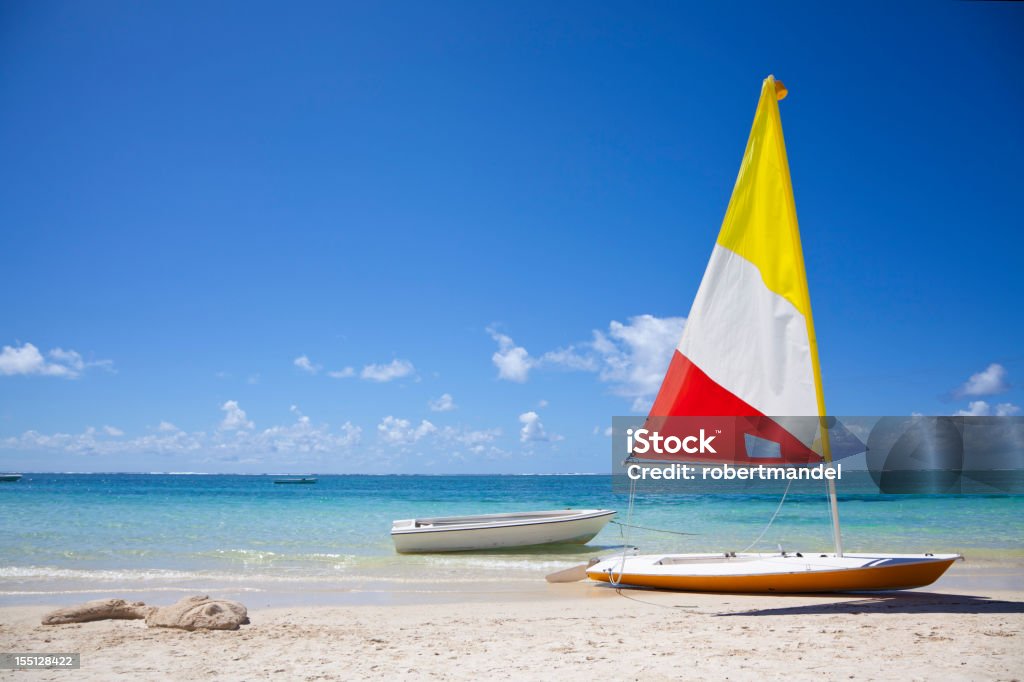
xmin=1 ymin=1 xmax=1022 ymax=474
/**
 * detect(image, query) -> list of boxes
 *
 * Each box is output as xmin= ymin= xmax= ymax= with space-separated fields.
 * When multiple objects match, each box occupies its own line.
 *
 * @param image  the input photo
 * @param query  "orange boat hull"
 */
xmin=588 ymin=557 xmax=958 ymax=593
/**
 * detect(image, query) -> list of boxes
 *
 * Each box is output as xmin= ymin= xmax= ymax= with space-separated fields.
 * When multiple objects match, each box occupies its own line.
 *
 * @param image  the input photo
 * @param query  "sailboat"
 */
xmin=587 ymin=76 xmax=960 ymax=593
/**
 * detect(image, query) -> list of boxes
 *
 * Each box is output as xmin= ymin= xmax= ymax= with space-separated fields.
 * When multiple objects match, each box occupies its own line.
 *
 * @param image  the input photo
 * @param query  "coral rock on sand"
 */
xmin=42 ymin=599 xmax=154 ymax=625
xmin=145 ymin=595 xmax=250 ymax=631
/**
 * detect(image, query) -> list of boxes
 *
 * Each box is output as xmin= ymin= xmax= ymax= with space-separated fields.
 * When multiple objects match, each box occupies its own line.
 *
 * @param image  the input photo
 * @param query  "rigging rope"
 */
xmin=608 ymin=474 xmax=637 ymax=587
xmin=610 ymin=520 xmax=699 ymax=537
xmin=738 ymin=478 xmax=792 ymax=553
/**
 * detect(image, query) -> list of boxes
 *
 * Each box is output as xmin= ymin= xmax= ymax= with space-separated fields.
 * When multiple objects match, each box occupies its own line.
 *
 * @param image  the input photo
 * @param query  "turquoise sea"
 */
xmin=1 ymin=474 xmax=1021 ymax=605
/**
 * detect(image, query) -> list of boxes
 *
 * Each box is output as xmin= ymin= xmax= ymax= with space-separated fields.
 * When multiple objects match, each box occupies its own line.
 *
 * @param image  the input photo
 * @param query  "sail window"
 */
xmin=744 ymin=433 xmax=782 ymax=459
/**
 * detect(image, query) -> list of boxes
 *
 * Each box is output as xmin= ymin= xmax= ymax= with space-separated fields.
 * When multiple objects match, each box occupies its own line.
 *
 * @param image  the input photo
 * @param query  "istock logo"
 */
xmin=626 ymin=428 xmax=718 ymax=455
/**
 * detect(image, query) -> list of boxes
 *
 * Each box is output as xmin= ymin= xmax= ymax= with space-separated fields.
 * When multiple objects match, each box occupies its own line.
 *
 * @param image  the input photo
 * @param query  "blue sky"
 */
xmin=1 ymin=2 xmax=1021 ymax=473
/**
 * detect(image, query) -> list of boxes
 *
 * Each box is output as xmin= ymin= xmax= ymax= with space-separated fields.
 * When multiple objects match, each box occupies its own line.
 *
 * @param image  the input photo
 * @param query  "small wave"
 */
xmin=0 ymin=566 xmax=321 ymax=583
xmin=205 ymin=549 xmax=356 ymax=565
xmin=0 ymin=587 xmax=264 ymax=596
xmin=419 ymin=556 xmax=581 ymax=571
xmin=0 ymin=563 xmax=551 ymax=586
xmin=512 ymin=472 xmax=601 ymax=476
xmin=0 ymin=566 xmax=224 ymax=581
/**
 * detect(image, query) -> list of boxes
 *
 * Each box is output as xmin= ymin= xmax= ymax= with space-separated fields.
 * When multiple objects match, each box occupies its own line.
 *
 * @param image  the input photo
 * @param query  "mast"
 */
xmin=769 ymin=75 xmax=843 ymax=556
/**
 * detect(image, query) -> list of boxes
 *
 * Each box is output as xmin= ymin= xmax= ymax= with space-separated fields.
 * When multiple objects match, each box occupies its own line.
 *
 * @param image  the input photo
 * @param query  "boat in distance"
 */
xmin=391 ymin=509 xmax=616 ymax=553
xmin=273 ymin=477 xmax=318 ymax=484
xmin=0 ymin=474 xmax=22 ymax=483
xmin=588 ymin=552 xmax=962 ymax=593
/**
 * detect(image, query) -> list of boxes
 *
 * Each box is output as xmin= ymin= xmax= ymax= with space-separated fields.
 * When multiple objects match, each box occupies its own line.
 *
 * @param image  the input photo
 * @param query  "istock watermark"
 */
xmin=610 ymin=415 xmax=1024 ymax=495
xmin=625 ymin=462 xmax=841 ymax=482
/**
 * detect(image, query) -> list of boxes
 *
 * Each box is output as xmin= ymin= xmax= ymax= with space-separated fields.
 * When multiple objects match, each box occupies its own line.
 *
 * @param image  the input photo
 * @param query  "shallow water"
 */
xmin=0 ymin=473 xmax=1020 ymax=604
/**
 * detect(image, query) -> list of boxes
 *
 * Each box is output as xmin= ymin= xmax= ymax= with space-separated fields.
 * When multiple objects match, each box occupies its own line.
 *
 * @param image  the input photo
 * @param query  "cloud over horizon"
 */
xmin=488 ymin=314 xmax=686 ymax=410
xmin=0 ymin=400 xmax=529 ymax=468
xmin=0 ymin=342 xmax=112 ymax=379
xmin=956 ymin=363 xmax=1010 ymax=397
xmin=291 ymin=355 xmax=414 ymax=382
xmin=293 ymin=355 xmax=321 ymax=374
xmin=955 ymin=400 xmax=1020 ymax=417
xmin=361 ymin=359 xmax=415 ymax=382
xmin=488 ymin=328 xmax=534 ymax=383
xmin=518 ymin=410 xmax=562 ymax=443
xmin=428 ymin=393 xmax=457 ymax=412
xmin=219 ymin=400 xmax=254 ymax=431
xmin=3 ymin=406 xmax=364 ymax=461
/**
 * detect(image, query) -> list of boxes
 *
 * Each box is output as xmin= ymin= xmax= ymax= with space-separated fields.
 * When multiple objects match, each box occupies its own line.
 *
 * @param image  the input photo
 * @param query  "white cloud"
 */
xmin=955 ymin=401 xmax=988 ymax=416
xmin=3 ymin=413 xmax=510 ymax=465
xmin=955 ymin=400 xmax=1022 ymax=417
xmin=243 ymin=416 xmax=361 ymax=455
xmin=957 ymin=363 xmax=1009 ymax=397
xmin=377 ymin=416 xmax=437 ymax=445
xmin=4 ymin=426 xmax=204 ymax=457
xmin=294 ymin=356 xmax=414 ymax=382
xmin=488 ymin=315 xmax=685 ymax=409
xmin=361 ymin=359 xmax=415 ymax=382
xmin=518 ymin=411 xmax=561 ymax=443
xmin=294 ymin=355 xmax=321 ymax=375
xmin=996 ymin=403 xmax=1021 ymax=417
xmin=540 ymin=346 xmax=596 ymax=371
xmin=0 ymin=342 xmax=112 ymax=379
xmin=247 ymin=374 xmax=261 ymax=385
xmin=219 ymin=400 xmax=254 ymax=431
xmin=428 ymin=393 xmax=457 ymax=412
xmin=590 ymin=315 xmax=686 ymax=403
xmin=488 ymin=328 xmax=535 ymax=382
xmin=4 ymin=415 xmax=362 ymax=458
xmin=538 ymin=399 xmax=548 ymax=408
xmin=1 ymin=399 xmax=511 ymax=465
xmin=371 ymin=416 xmax=505 ymax=459
xmin=630 ymin=397 xmax=652 ymax=413
xmin=438 ymin=425 xmax=502 ymax=456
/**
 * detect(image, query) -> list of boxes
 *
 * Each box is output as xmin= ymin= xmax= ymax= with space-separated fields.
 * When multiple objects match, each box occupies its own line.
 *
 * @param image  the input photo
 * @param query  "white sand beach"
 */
xmin=2 ymin=565 xmax=1022 ymax=681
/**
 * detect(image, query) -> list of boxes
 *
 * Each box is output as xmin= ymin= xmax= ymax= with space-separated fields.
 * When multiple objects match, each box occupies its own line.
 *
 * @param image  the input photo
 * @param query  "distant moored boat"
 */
xmin=273 ymin=477 xmax=318 ymax=484
xmin=0 ymin=474 xmax=22 ymax=482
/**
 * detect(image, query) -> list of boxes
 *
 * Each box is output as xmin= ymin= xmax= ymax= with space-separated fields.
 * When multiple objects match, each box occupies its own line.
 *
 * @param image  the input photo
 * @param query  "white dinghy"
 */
xmin=392 ymin=509 xmax=615 ymax=553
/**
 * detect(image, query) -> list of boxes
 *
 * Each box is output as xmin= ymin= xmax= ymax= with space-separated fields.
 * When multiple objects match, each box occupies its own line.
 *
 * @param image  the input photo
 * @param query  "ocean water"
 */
xmin=0 ymin=474 xmax=1021 ymax=604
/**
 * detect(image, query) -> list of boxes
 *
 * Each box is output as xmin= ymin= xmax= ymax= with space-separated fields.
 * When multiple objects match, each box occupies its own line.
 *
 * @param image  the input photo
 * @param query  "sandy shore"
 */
xmin=2 ymin=579 xmax=1022 ymax=681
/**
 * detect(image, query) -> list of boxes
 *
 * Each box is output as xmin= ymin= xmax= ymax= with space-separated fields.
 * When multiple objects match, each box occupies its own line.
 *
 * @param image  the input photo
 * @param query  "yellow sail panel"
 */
xmin=715 ymin=75 xmax=812 ymax=323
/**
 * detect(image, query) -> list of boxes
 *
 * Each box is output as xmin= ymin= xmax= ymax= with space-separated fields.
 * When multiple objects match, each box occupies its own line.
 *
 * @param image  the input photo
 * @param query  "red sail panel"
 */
xmin=643 ymin=350 xmax=821 ymax=465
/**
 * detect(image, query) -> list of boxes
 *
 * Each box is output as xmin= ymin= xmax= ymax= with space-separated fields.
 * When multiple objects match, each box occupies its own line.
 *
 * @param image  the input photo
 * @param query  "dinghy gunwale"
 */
xmin=391 ymin=509 xmax=616 ymax=536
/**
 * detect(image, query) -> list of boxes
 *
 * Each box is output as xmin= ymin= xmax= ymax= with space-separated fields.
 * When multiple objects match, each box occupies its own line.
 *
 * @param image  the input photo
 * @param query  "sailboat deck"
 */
xmin=633 ymin=552 xmax=963 ymax=574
